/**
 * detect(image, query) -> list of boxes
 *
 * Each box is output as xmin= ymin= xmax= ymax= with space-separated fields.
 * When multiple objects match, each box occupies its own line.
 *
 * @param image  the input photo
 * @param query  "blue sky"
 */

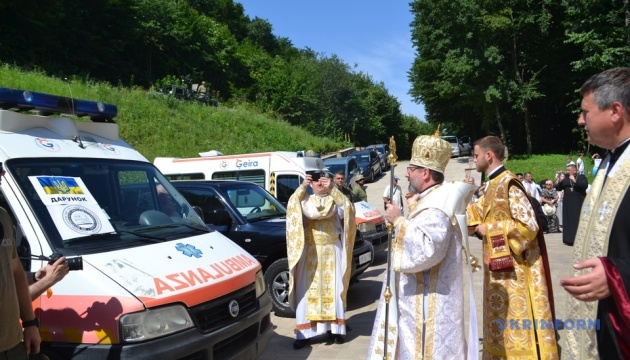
xmin=237 ymin=1 xmax=426 ymax=120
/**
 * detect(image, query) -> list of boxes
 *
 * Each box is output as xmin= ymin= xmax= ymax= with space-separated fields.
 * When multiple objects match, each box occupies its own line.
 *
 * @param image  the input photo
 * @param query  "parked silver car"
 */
xmin=442 ymin=135 xmax=472 ymax=157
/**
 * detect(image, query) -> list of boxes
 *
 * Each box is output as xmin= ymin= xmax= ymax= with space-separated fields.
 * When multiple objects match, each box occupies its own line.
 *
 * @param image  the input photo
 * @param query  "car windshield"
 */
xmin=442 ymin=136 xmax=458 ymax=144
xmin=368 ymin=145 xmax=384 ymax=154
xmin=7 ymin=158 xmax=207 ymax=256
xmin=324 ymin=163 xmax=345 ymax=174
xmin=350 ymin=153 xmax=370 ymax=162
xmin=217 ymin=183 xmax=286 ymax=222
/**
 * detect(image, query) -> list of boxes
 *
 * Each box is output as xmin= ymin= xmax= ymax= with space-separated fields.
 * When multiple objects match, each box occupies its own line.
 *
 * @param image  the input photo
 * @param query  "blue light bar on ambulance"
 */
xmin=0 ymin=87 xmax=117 ymax=122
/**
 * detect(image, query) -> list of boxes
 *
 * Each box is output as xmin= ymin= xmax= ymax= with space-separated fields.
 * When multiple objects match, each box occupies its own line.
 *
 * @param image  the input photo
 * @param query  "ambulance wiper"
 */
xmin=122 ymin=223 xmax=210 ymax=242
xmin=117 ymin=230 xmax=166 ymax=243
xmin=63 ymin=232 xmax=118 ymax=244
xmin=139 ymin=223 xmax=211 ymax=233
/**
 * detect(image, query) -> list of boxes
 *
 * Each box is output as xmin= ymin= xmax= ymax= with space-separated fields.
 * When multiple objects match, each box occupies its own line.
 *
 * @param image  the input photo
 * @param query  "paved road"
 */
xmin=258 ymin=157 xmax=572 ymax=359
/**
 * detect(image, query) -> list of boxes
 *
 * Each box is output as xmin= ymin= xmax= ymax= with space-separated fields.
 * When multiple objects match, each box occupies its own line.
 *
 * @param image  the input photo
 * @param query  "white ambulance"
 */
xmin=0 ymin=88 xmax=271 ymax=359
xmin=154 ymin=152 xmax=389 ymax=252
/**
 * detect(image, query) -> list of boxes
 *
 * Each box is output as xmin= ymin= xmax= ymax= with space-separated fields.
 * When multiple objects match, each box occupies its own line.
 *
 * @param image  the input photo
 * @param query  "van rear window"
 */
xmin=212 ymin=170 xmax=265 ymax=188
xmin=164 ymin=173 xmax=205 ymax=181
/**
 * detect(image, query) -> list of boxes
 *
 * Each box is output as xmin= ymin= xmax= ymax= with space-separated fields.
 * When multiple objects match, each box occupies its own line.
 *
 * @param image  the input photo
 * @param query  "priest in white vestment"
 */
xmin=367 ymin=132 xmax=477 ymax=359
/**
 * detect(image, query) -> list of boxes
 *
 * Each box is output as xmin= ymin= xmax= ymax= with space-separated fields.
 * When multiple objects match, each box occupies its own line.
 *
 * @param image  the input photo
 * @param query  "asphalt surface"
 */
xmin=258 ymin=157 xmax=572 ymax=360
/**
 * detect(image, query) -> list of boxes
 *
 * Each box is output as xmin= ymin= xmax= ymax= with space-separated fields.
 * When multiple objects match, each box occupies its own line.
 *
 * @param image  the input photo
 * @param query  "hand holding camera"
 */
xmin=36 ymin=256 xmax=70 ymax=283
xmin=48 ymin=253 xmax=83 ymax=271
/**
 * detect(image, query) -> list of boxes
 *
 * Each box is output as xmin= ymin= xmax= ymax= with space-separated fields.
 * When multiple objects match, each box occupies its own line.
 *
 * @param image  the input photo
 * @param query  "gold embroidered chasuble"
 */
xmin=467 ymin=170 xmax=558 ymax=359
xmin=286 ymin=185 xmax=356 ymax=323
xmin=565 ymin=148 xmax=630 ymax=359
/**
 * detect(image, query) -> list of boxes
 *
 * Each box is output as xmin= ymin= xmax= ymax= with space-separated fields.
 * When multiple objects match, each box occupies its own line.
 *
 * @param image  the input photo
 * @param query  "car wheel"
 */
xmin=265 ymin=258 xmax=295 ymax=318
xmin=369 ymin=169 xmax=375 ymax=183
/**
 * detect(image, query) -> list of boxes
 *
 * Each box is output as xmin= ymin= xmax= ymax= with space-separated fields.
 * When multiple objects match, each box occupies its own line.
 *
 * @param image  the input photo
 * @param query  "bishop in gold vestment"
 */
xmin=467 ymin=136 xmax=558 ymax=359
xmin=286 ymin=172 xmax=356 ymax=347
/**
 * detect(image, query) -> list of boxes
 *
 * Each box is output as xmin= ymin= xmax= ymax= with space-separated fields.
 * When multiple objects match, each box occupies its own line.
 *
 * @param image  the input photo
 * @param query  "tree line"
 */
xmin=409 ymin=0 xmax=630 ymax=155
xmin=1 ymin=0 xmax=628 ymax=156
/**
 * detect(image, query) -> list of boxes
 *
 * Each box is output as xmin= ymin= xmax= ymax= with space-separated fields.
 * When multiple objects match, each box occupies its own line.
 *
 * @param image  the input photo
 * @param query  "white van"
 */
xmin=155 ymin=151 xmax=323 ymax=204
xmin=0 ymin=88 xmax=271 ymax=360
xmin=155 ymin=152 xmax=389 ymax=252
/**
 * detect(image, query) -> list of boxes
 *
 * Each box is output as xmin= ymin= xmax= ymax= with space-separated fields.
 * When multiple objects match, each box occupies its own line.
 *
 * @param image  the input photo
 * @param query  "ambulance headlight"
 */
xmin=120 ymin=305 xmax=193 ymax=342
xmin=358 ymin=222 xmax=376 ymax=233
xmin=255 ymin=270 xmax=266 ymax=298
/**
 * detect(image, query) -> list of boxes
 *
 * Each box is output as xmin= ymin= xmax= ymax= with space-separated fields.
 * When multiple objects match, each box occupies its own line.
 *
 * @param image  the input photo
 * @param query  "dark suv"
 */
xmin=366 ymin=144 xmax=391 ymax=171
xmin=348 ymin=149 xmax=382 ymax=182
xmin=172 ymin=180 xmax=374 ymax=317
xmin=323 ymin=157 xmax=360 ymax=187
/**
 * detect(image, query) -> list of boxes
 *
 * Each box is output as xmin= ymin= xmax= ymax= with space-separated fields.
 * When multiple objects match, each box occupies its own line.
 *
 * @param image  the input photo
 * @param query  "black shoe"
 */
xmin=333 ymin=335 xmax=345 ymax=344
xmin=293 ymin=338 xmax=309 ymax=349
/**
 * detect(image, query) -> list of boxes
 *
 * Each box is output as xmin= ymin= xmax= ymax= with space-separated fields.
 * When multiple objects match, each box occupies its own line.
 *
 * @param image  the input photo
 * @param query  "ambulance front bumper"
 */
xmin=41 ymin=294 xmax=273 ymax=360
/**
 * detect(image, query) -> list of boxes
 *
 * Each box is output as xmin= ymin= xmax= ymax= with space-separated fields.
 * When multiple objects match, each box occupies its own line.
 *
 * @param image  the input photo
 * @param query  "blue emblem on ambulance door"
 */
xmin=175 ymin=243 xmax=203 ymax=258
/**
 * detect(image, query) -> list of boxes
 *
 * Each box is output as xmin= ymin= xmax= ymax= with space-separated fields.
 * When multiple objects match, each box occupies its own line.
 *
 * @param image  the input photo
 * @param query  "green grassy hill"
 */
xmin=1 ymin=64 xmax=598 ymax=185
xmin=0 ymin=65 xmax=345 ymax=161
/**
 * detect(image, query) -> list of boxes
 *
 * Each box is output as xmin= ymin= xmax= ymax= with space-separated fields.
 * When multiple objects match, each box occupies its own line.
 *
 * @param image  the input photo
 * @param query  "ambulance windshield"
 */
xmin=7 ymin=158 xmax=208 ymax=254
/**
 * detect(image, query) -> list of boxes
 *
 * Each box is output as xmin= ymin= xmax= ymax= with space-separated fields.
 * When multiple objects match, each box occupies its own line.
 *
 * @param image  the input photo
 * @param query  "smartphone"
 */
xmin=308 ymin=171 xmax=326 ymax=182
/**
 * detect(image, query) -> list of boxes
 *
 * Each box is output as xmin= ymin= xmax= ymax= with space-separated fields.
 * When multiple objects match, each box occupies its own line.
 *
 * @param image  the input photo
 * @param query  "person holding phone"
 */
xmin=285 ymin=169 xmax=356 ymax=349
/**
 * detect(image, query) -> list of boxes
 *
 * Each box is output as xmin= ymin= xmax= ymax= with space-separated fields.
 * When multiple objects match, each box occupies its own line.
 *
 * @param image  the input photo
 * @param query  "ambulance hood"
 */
xmin=85 ymin=232 xmax=260 ymax=308
xmin=354 ymin=201 xmax=385 ymax=224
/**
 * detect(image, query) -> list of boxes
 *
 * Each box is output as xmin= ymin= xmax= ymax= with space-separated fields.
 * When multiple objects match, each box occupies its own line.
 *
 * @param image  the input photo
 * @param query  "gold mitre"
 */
xmin=409 ymin=126 xmax=452 ymax=174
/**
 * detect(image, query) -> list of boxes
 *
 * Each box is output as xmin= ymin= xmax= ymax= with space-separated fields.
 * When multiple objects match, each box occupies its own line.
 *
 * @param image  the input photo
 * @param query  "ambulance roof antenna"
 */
xmin=64 ymin=77 xmax=85 ymax=149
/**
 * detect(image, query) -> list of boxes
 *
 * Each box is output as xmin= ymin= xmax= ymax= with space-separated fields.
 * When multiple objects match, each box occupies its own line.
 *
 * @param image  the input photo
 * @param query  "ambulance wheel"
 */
xmin=265 ymin=258 xmax=295 ymax=318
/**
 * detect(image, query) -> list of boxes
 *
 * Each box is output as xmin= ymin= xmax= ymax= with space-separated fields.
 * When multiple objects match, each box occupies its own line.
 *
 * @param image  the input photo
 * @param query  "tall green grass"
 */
xmin=0 ymin=64 xmax=598 ymax=182
xmin=0 ymin=64 xmax=345 ymax=161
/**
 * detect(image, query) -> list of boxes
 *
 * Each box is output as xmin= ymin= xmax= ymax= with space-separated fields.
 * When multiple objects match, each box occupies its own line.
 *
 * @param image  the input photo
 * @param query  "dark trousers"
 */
xmin=0 ymin=343 xmax=27 ymax=360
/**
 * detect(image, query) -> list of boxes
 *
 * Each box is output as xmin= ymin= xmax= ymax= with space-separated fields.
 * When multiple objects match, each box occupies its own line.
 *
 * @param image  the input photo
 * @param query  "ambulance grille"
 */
xmin=189 ymin=284 xmax=257 ymax=333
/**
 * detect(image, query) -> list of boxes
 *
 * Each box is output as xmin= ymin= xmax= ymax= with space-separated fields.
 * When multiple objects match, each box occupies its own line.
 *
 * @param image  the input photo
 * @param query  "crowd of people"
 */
xmin=283 ymin=67 xmax=630 ymax=359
